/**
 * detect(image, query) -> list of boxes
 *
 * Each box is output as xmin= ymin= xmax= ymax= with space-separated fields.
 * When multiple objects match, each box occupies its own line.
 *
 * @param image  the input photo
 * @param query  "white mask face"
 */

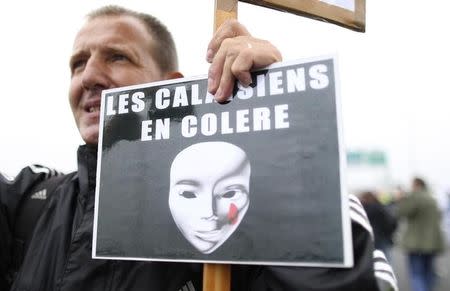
xmin=169 ymin=142 xmax=251 ymax=254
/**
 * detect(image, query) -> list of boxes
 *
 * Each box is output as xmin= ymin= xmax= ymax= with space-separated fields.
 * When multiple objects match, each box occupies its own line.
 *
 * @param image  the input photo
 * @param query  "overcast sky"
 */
xmin=1 ymin=0 xmax=449 ymax=196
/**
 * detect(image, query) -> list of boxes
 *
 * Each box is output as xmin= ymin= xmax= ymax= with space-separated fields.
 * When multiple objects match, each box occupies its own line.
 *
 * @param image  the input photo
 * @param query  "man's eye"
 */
xmin=110 ymin=54 xmax=128 ymax=62
xmin=180 ymin=191 xmax=197 ymax=198
xmin=221 ymin=190 xmax=236 ymax=198
xmin=71 ymin=60 xmax=86 ymax=73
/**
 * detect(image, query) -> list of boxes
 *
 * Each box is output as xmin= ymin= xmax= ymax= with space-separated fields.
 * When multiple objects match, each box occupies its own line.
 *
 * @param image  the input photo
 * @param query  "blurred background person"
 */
xmin=396 ymin=177 xmax=446 ymax=291
xmin=445 ymin=189 xmax=450 ymax=244
xmin=360 ymin=190 xmax=397 ymax=261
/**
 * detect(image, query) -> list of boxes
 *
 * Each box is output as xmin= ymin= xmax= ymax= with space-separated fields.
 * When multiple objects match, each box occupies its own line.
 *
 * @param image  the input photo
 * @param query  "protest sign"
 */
xmin=93 ymin=56 xmax=352 ymax=267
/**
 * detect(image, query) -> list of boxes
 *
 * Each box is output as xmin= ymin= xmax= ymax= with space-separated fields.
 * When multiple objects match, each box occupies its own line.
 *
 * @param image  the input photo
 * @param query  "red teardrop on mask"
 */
xmin=228 ymin=203 xmax=238 ymax=225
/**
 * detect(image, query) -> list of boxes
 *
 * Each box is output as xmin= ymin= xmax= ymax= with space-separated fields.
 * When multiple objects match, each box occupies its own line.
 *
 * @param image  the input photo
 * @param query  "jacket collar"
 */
xmin=77 ymin=144 xmax=98 ymax=198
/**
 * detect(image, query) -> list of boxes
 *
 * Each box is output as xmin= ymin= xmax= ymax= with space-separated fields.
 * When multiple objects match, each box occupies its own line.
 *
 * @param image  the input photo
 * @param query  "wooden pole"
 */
xmin=203 ymin=263 xmax=231 ymax=291
xmin=214 ymin=0 xmax=238 ymax=31
xmin=203 ymin=1 xmax=237 ymax=290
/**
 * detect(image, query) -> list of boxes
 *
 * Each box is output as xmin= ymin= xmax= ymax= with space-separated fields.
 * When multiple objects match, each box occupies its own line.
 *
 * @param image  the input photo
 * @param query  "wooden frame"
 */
xmin=239 ymin=0 xmax=366 ymax=32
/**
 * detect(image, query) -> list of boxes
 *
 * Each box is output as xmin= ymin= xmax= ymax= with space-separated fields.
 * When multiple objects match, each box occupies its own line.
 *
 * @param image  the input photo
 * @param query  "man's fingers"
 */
xmin=231 ymin=50 xmax=255 ymax=87
xmin=207 ymin=19 xmax=250 ymax=63
xmin=215 ymin=52 xmax=254 ymax=103
xmin=206 ymin=20 xmax=282 ymax=103
xmin=210 ymin=37 xmax=282 ymax=102
xmin=207 ymin=38 xmax=231 ymax=95
xmin=215 ymin=53 xmax=236 ymax=103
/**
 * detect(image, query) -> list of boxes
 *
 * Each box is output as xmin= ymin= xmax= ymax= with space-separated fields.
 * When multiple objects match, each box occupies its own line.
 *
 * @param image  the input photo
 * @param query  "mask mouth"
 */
xmin=194 ymin=229 xmax=223 ymax=243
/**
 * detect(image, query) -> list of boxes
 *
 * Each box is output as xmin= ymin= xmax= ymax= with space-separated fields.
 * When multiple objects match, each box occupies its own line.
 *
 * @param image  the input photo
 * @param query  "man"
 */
xmin=397 ymin=177 xmax=445 ymax=291
xmin=1 ymin=5 xmax=396 ymax=291
xmin=169 ymin=142 xmax=251 ymax=254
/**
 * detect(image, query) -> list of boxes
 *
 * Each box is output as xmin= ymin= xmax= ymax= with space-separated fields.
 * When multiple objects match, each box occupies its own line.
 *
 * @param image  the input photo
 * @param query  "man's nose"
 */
xmin=81 ymin=57 xmax=110 ymax=91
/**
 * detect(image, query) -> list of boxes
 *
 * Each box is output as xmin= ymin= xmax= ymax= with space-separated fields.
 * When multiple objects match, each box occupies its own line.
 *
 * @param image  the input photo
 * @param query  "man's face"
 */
xmin=169 ymin=142 xmax=251 ymax=254
xmin=69 ymin=15 xmax=164 ymax=144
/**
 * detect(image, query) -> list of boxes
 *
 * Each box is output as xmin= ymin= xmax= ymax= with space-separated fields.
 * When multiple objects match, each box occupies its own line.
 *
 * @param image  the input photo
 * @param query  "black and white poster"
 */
xmin=93 ymin=56 xmax=352 ymax=267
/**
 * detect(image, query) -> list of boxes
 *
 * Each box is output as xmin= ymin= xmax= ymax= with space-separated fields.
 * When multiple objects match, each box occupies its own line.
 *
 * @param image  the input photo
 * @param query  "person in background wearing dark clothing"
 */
xmin=360 ymin=191 xmax=397 ymax=261
xmin=397 ymin=177 xmax=446 ymax=291
xmin=1 ymin=5 xmax=398 ymax=291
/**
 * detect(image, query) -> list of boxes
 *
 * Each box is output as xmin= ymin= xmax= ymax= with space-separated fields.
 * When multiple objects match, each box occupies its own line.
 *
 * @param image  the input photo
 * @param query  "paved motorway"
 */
xmin=391 ymin=246 xmax=449 ymax=291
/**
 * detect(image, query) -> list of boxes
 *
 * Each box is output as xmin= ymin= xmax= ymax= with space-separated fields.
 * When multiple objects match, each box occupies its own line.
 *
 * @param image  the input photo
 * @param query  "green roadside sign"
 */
xmin=346 ymin=150 xmax=387 ymax=166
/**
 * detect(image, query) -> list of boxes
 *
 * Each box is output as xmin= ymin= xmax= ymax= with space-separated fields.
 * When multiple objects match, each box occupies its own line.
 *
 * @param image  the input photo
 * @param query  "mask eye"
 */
xmin=221 ymin=190 xmax=236 ymax=198
xmin=180 ymin=191 xmax=197 ymax=198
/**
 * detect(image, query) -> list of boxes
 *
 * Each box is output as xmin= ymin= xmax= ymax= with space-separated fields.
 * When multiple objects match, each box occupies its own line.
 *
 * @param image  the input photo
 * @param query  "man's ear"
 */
xmin=165 ymin=71 xmax=183 ymax=80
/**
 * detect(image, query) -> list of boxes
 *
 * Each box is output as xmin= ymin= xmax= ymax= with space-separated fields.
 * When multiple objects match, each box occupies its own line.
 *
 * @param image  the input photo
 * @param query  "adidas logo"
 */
xmin=178 ymin=281 xmax=196 ymax=291
xmin=1 ymin=172 xmax=15 ymax=182
xmin=31 ymin=189 xmax=47 ymax=200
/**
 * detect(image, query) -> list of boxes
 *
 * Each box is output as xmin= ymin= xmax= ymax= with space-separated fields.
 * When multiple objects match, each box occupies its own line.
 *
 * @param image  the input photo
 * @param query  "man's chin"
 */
xmin=80 ymin=127 xmax=99 ymax=145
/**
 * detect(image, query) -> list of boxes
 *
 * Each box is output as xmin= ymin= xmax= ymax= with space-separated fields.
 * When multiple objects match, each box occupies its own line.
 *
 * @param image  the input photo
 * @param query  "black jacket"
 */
xmin=362 ymin=201 xmax=397 ymax=249
xmin=1 ymin=145 xmax=397 ymax=291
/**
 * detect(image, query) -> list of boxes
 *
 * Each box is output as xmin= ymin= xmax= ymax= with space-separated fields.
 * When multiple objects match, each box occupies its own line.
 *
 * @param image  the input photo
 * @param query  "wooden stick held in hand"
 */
xmin=214 ymin=0 xmax=238 ymax=31
xmin=202 ymin=1 xmax=237 ymax=290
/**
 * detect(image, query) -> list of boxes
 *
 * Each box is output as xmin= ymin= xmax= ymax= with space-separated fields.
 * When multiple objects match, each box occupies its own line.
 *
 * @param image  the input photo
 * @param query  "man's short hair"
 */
xmin=87 ymin=5 xmax=178 ymax=74
xmin=413 ymin=177 xmax=427 ymax=190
